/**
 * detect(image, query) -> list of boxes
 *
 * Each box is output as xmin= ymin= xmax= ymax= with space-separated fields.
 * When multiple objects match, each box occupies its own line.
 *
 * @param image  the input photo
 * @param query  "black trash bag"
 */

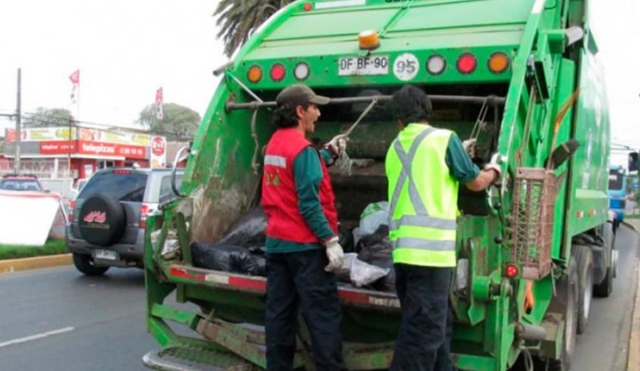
xmin=356 ymin=224 xmax=392 ymax=265
xmin=216 ymin=207 xmax=267 ymax=248
xmin=371 ymin=260 xmax=396 ymax=292
xmin=253 ymin=254 xmax=267 ymax=277
xmin=339 ymin=225 xmax=355 ymax=252
xmin=191 ymin=242 xmax=261 ymax=276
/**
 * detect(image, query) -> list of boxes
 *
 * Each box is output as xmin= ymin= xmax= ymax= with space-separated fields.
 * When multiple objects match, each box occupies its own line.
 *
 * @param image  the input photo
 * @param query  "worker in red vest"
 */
xmin=261 ymin=84 xmax=347 ymax=371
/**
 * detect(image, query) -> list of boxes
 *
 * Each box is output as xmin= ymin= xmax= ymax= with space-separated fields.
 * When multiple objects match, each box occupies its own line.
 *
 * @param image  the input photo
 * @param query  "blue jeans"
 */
xmin=265 ymin=249 xmax=347 ymax=371
xmin=390 ymin=264 xmax=454 ymax=371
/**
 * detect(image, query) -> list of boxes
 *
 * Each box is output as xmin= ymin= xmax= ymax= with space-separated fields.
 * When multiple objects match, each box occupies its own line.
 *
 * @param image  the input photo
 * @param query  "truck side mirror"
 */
xmin=629 ymin=152 xmax=639 ymax=172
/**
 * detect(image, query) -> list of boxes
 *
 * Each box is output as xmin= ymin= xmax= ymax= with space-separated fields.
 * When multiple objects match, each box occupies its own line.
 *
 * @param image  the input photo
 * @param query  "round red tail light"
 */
xmin=270 ymin=63 xmax=286 ymax=82
xmin=505 ymin=264 xmax=519 ymax=279
xmin=457 ymin=53 xmax=477 ymax=75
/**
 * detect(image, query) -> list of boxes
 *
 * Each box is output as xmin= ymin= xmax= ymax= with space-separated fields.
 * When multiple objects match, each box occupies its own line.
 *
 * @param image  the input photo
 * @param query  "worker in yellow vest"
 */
xmin=385 ymin=85 xmax=502 ymax=371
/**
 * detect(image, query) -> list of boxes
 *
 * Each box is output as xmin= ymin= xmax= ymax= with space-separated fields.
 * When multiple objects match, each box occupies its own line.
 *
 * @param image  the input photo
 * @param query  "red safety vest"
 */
xmin=261 ymin=128 xmax=338 ymax=243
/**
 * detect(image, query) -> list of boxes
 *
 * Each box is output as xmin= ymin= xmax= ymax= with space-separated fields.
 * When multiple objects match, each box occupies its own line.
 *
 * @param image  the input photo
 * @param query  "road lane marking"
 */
xmin=0 ymin=327 xmax=74 ymax=349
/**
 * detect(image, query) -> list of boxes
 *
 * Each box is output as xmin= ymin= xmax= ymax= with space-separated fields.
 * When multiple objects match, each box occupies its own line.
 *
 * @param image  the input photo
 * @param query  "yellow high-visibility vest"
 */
xmin=385 ymin=124 xmax=458 ymax=267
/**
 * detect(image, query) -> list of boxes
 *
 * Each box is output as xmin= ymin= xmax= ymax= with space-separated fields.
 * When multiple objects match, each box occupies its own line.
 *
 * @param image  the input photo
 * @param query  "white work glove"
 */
xmin=325 ymin=134 xmax=349 ymax=158
xmin=462 ymin=138 xmax=477 ymax=158
xmin=323 ymin=236 xmax=344 ymax=273
xmin=484 ymin=163 xmax=502 ymax=185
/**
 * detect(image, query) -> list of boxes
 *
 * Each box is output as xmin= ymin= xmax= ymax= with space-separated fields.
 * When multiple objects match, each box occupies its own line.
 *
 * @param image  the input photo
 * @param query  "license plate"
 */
xmin=95 ymin=249 xmax=118 ymax=261
xmin=338 ymin=56 xmax=389 ymax=76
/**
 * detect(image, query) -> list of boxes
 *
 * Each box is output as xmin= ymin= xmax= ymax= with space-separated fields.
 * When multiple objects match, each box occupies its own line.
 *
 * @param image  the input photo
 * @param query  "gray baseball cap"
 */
xmin=276 ymin=84 xmax=330 ymax=107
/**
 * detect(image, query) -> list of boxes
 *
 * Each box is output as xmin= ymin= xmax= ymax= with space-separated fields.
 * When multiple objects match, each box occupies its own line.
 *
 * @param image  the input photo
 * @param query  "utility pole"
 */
xmin=14 ymin=68 xmax=21 ymax=174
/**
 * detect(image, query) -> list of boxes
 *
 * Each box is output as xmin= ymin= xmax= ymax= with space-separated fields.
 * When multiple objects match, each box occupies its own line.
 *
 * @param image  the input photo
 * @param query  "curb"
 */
xmin=628 ymin=262 xmax=640 ymax=371
xmin=622 ymin=220 xmax=640 ymax=234
xmin=0 ymin=254 xmax=72 ymax=274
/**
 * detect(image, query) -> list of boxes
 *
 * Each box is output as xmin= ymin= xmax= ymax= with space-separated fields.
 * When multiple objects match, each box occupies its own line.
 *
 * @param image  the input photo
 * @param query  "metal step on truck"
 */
xmin=140 ymin=0 xmax=620 ymax=370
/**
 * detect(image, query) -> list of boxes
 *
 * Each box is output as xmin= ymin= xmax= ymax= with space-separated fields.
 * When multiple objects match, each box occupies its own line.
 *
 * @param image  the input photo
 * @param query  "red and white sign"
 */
xmin=150 ymin=136 xmax=167 ymax=168
xmin=77 ymin=141 xmax=147 ymax=159
xmin=39 ymin=141 xmax=77 ymax=155
xmin=151 ymin=137 xmax=166 ymax=156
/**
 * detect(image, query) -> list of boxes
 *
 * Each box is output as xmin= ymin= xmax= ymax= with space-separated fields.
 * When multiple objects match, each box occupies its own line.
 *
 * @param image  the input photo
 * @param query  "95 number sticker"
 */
xmin=393 ymin=53 xmax=419 ymax=81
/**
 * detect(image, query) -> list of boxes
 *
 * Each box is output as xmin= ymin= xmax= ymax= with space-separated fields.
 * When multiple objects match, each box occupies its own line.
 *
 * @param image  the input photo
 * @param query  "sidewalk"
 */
xmin=625 ymin=218 xmax=640 ymax=233
xmin=623 ymin=218 xmax=640 ymax=371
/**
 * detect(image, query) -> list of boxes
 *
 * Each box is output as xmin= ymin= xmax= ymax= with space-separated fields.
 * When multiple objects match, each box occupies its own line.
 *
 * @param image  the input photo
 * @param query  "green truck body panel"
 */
xmin=142 ymin=0 xmax=614 ymax=370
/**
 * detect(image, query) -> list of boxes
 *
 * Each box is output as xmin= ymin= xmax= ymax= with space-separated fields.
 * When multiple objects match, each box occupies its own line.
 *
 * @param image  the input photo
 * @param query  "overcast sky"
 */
xmin=0 ymin=0 xmax=639 ymax=155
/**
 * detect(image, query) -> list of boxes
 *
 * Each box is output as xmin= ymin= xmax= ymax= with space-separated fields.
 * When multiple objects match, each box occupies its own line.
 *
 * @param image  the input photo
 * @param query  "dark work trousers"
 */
xmin=390 ymin=263 xmax=454 ymax=371
xmin=265 ymin=249 xmax=347 ymax=371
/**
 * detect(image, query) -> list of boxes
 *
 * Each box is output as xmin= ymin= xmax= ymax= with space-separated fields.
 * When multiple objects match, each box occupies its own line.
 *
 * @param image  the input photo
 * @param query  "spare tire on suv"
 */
xmin=78 ymin=194 xmax=126 ymax=247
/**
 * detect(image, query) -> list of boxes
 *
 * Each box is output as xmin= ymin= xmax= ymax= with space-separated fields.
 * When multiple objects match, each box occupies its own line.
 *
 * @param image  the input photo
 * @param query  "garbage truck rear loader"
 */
xmin=142 ymin=0 xmax=617 ymax=370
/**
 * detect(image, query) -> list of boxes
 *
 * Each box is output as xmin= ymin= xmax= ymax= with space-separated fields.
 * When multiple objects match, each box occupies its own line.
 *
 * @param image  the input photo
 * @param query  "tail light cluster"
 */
xmin=428 ymin=51 xmax=510 ymax=76
xmin=139 ymin=203 xmax=157 ymax=229
xmin=69 ymin=200 xmax=76 ymax=222
xmin=247 ymin=62 xmax=310 ymax=84
xmin=246 ymin=51 xmax=510 ymax=84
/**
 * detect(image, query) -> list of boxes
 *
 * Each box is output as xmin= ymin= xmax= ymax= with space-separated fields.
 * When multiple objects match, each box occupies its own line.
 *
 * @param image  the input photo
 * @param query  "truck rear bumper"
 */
xmin=65 ymin=224 xmax=145 ymax=266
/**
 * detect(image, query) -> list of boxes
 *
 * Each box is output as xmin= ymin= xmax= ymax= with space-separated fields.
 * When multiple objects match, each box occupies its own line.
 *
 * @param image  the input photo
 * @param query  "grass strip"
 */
xmin=0 ymin=240 xmax=67 ymax=260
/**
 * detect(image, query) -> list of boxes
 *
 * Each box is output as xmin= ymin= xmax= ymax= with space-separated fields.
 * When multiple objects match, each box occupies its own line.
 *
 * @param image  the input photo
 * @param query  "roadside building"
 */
xmin=2 ymin=126 xmax=167 ymax=179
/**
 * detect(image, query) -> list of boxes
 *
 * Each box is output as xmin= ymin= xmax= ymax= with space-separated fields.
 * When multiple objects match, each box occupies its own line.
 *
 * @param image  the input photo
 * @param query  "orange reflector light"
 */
xmin=247 ymin=65 xmax=262 ymax=83
xmin=505 ymin=264 xmax=519 ymax=279
xmin=358 ymin=30 xmax=380 ymax=50
xmin=488 ymin=52 xmax=510 ymax=73
xmin=457 ymin=53 xmax=477 ymax=75
xmin=270 ymin=63 xmax=286 ymax=82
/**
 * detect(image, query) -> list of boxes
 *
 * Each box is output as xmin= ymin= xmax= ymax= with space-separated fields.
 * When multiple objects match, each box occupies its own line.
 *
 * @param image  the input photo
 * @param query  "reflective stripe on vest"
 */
xmin=387 ymin=125 xmax=458 ymax=267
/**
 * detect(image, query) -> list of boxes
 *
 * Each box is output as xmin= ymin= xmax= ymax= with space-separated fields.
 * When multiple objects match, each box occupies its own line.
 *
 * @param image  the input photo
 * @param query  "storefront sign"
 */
xmin=39 ymin=141 xmax=77 ymax=154
xmin=149 ymin=136 xmax=167 ymax=168
xmin=77 ymin=141 xmax=147 ymax=159
xmin=6 ymin=128 xmax=76 ymax=142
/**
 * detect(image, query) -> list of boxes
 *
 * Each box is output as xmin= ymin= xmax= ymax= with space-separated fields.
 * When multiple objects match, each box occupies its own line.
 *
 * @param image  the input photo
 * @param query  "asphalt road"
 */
xmin=0 ymin=226 xmax=637 ymax=371
xmin=572 ymin=224 xmax=639 ymax=371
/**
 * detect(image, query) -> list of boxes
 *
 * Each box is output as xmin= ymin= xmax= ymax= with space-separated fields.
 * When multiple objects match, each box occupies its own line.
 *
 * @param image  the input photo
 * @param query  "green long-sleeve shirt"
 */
xmin=265 ymin=148 xmax=335 ymax=254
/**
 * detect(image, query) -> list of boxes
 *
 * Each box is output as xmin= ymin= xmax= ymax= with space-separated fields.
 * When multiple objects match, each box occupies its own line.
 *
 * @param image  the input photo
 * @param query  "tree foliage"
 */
xmin=137 ymin=103 xmax=201 ymax=141
xmin=22 ymin=107 xmax=75 ymax=128
xmin=213 ymin=0 xmax=295 ymax=58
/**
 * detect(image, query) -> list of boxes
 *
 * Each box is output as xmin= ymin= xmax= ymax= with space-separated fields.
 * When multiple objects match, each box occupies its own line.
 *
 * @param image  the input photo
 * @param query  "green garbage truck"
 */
xmin=141 ymin=0 xmax=618 ymax=369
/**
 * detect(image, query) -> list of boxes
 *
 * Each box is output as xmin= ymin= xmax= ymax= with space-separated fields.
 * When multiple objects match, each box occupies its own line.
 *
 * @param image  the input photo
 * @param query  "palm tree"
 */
xmin=213 ymin=0 xmax=295 ymax=58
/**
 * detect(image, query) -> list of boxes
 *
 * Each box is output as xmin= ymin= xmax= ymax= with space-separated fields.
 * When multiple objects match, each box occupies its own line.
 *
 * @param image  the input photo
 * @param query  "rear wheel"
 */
xmin=573 ymin=245 xmax=593 ymax=334
xmin=594 ymin=222 xmax=615 ymax=297
xmin=73 ymin=253 xmax=110 ymax=276
xmin=547 ymin=258 xmax=579 ymax=371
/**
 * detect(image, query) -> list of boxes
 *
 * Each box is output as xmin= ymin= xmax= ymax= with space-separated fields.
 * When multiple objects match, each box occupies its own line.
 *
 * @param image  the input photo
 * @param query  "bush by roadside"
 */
xmin=0 ymin=240 xmax=67 ymax=261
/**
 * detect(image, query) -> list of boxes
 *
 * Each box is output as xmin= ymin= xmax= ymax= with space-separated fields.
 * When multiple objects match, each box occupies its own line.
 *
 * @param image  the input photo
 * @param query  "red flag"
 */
xmin=155 ymin=88 xmax=164 ymax=120
xmin=69 ymin=70 xmax=80 ymax=85
xmin=70 ymin=70 xmax=80 ymax=105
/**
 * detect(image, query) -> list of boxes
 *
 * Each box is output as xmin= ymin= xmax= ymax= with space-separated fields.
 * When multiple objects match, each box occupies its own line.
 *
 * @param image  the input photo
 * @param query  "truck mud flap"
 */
xmin=142 ymin=345 xmax=259 ymax=371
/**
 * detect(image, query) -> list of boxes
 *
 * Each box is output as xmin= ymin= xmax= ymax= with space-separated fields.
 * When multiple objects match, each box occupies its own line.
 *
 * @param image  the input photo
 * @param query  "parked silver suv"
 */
xmin=66 ymin=167 xmax=184 ymax=275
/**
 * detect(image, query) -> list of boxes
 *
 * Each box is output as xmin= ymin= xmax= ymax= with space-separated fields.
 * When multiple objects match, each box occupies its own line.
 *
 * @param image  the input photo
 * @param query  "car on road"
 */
xmin=66 ymin=167 xmax=184 ymax=276
xmin=0 ymin=173 xmax=44 ymax=191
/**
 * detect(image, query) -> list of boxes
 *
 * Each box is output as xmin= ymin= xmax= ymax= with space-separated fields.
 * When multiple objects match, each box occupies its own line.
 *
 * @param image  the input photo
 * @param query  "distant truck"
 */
xmin=141 ymin=0 xmax=619 ymax=370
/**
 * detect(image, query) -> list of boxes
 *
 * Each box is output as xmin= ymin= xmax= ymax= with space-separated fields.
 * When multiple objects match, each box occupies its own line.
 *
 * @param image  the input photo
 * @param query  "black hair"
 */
xmin=390 ymin=85 xmax=433 ymax=124
xmin=271 ymin=100 xmax=310 ymax=128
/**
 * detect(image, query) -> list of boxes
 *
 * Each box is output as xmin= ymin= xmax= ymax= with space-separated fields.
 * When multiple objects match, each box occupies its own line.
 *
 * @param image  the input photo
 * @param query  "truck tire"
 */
xmin=573 ymin=245 xmax=593 ymax=335
xmin=594 ymin=222 xmax=615 ymax=297
xmin=548 ymin=258 xmax=579 ymax=371
xmin=73 ymin=253 xmax=110 ymax=276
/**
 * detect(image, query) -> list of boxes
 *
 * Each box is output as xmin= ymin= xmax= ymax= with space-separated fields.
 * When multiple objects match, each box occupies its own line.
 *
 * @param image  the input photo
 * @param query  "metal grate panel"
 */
xmin=510 ymin=168 xmax=557 ymax=280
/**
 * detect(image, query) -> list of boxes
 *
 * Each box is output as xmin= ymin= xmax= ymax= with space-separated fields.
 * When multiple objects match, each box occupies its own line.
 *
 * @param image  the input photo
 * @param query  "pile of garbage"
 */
xmin=190 ymin=202 xmax=395 ymax=292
